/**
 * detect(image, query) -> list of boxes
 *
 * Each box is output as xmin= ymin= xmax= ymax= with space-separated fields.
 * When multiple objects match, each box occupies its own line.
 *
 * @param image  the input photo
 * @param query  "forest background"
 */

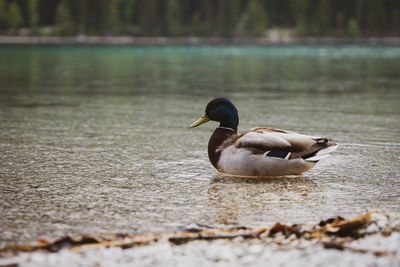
xmin=0 ymin=0 xmax=399 ymax=38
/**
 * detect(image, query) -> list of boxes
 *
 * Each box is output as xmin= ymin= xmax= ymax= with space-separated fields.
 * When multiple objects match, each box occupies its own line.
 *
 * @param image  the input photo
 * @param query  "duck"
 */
xmin=189 ymin=98 xmax=337 ymax=177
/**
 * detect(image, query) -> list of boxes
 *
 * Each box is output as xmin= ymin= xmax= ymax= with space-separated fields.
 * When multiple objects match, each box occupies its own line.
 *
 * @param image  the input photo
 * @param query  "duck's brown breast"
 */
xmin=208 ymin=128 xmax=237 ymax=170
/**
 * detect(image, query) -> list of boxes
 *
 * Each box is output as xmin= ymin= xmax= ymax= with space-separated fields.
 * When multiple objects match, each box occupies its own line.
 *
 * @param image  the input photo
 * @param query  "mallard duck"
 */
xmin=189 ymin=98 xmax=337 ymax=177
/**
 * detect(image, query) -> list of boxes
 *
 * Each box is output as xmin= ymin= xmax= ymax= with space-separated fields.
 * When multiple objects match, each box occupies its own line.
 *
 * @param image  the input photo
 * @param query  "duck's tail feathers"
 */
xmin=304 ymin=144 xmax=338 ymax=162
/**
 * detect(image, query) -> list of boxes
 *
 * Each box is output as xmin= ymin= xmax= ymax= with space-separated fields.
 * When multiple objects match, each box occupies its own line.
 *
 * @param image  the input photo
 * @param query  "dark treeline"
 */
xmin=0 ymin=0 xmax=399 ymax=37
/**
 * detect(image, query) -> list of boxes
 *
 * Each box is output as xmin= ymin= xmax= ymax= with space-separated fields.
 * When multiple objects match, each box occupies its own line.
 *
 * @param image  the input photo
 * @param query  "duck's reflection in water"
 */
xmin=208 ymin=173 xmax=320 ymax=226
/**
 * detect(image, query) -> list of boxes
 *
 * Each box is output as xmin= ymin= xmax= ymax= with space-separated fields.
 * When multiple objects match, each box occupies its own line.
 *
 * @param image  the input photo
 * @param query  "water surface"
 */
xmin=0 ymin=45 xmax=399 ymax=243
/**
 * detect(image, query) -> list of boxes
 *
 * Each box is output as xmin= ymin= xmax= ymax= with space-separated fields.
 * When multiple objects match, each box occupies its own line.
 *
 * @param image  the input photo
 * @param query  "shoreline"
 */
xmin=0 ymin=35 xmax=400 ymax=45
xmin=1 ymin=211 xmax=399 ymax=267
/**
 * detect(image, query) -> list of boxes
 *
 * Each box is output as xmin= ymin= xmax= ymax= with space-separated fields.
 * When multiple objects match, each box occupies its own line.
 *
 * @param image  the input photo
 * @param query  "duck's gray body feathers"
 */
xmin=209 ymin=127 xmax=337 ymax=177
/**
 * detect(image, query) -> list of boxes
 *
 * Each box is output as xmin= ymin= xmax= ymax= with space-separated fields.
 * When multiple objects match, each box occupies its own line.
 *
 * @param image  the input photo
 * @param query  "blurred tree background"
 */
xmin=0 ymin=0 xmax=398 ymax=37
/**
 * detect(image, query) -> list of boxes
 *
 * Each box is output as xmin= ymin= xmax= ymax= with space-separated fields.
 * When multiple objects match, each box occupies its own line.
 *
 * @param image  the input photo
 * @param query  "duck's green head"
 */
xmin=189 ymin=98 xmax=239 ymax=131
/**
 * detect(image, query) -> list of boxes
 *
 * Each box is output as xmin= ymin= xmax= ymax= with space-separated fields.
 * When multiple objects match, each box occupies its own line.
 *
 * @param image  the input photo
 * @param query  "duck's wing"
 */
xmin=231 ymin=128 xmax=337 ymax=161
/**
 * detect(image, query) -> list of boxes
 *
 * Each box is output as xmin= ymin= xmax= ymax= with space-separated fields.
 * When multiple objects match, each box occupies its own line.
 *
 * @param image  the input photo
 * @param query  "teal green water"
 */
xmin=0 ymin=45 xmax=399 ymax=243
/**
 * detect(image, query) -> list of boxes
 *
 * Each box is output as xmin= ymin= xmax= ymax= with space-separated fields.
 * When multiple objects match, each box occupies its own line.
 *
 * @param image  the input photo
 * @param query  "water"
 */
xmin=0 ymin=45 xmax=399 ymax=243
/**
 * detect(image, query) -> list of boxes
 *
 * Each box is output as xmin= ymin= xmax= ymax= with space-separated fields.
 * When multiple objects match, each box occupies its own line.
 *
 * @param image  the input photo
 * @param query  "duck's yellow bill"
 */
xmin=189 ymin=113 xmax=210 ymax=128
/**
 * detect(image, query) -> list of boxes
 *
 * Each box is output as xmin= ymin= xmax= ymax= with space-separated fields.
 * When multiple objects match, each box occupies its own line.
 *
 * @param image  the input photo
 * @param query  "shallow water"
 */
xmin=0 ymin=45 xmax=399 ymax=243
